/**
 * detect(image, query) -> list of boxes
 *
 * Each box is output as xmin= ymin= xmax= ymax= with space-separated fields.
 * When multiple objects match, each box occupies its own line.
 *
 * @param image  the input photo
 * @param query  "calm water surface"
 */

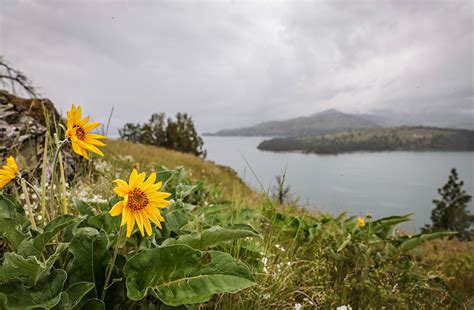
xmin=204 ymin=136 xmax=474 ymax=231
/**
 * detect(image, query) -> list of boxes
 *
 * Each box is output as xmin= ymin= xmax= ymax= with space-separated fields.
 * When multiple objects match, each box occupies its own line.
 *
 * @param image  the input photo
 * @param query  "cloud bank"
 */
xmin=1 ymin=0 xmax=472 ymax=132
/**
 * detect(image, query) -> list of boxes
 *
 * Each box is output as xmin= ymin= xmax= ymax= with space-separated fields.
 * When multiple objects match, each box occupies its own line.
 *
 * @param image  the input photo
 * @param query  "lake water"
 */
xmin=204 ymin=136 xmax=474 ymax=231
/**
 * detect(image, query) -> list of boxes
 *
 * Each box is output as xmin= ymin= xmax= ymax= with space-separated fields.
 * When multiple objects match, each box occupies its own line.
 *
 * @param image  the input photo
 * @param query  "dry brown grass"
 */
xmin=418 ymin=238 xmax=474 ymax=307
xmin=103 ymin=139 xmax=254 ymax=201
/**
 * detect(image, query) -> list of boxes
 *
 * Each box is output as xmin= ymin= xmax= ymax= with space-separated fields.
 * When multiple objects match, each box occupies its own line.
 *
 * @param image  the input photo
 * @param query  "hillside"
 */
xmin=209 ymin=109 xmax=379 ymax=137
xmin=258 ymin=126 xmax=474 ymax=154
xmin=103 ymin=139 xmax=253 ymax=200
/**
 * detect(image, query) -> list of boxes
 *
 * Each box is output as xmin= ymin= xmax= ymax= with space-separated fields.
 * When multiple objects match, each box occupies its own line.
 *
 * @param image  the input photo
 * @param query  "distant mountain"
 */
xmin=208 ymin=109 xmax=380 ymax=137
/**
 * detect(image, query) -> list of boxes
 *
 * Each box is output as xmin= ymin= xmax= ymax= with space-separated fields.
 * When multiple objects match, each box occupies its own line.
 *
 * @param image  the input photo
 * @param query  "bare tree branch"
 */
xmin=0 ymin=57 xmax=37 ymax=98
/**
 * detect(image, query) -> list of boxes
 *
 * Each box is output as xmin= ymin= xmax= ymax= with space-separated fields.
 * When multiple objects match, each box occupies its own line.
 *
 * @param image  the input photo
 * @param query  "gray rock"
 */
xmin=0 ymin=90 xmax=77 ymax=180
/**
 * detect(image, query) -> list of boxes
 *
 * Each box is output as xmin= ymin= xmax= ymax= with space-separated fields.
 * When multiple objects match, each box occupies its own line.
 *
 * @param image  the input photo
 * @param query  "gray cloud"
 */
xmin=1 ymin=0 xmax=472 ymax=133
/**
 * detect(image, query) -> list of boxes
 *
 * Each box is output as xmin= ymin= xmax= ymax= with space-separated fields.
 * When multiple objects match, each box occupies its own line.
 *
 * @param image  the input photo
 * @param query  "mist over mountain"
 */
xmin=208 ymin=108 xmax=473 ymax=137
xmin=208 ymin=109 xmax=380 ymax=137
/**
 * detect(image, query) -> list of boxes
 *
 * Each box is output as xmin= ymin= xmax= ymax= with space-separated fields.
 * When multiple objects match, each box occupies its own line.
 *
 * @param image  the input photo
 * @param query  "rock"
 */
xmin=0 ymin=90 xmax=77 ymax=180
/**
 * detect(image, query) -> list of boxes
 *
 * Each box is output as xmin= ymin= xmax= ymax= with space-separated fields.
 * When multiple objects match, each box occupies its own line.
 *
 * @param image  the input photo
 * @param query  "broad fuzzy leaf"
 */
xmin=66 ymin=227 xmax=110 ymax=299
xmin=75 ymin=200 xmax=95 ymax=216
xmin=17 ymin=214 xmax=78 ymax=257
xmin=78 ymin=298 xmax=105 ymax=309
xmin=400 ymin=231 xmax=458 ymax=251
xmin=0 ymin=243 xmax=67 ymax=285
xmin=0 ymin=269 xmax=67 ymax=309
xmin=0 ymin=193 xmax=29 ymax=249
xmin=124 ymin=245 xmax=255 ymax=306
xmin=65 ymin=282 xmax=95 ymax=308
xmin=161 ymin=224 xmax=260 ymax=250
xmin=0 ymin=218 xmax=28 ymax=250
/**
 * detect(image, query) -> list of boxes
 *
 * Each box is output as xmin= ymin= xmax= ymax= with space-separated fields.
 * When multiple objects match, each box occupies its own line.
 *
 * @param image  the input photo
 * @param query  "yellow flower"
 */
xmin=0 ymin=156 xmax=18 ymax=189
xmin=357 ymin=216 xmax=366 ymax=228
xmin=66 ymin=104 xmax=106 ymax=160
xmin=109 ymin=169 xmax=171 ymax=237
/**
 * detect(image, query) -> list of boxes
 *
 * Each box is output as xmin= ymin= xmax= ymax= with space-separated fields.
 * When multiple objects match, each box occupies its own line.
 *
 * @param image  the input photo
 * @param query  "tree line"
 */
xmin=119 ymin=112 xmax=206 ymax=158
xmin=258 ymin=128 xmax=474 ymax=154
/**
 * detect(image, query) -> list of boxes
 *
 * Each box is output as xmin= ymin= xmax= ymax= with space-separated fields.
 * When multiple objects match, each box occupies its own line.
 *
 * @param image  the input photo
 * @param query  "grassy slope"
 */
xmin=103 ymin=139 xmax=253 ymax=201
xmin=102 ymin=139 xmax=473 ymax=308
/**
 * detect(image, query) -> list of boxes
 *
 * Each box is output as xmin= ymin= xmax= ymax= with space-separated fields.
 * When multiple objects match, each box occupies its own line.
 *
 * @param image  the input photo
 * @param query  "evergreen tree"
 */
xmin=118 ymin=123 xmax=141 ymax=142
xmin=424 ymin=168 xmax=473 ymax=239
xmin=119 ymin=112 xmax=206 ymax=158
xmin=272 ymin=173 xmax=292 ymax=204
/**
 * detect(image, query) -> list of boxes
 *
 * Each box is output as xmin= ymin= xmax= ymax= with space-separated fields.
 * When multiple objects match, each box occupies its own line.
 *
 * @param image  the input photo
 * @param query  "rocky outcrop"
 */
xmin=0 ymin=90 xmax=76 ymax=179
xmin=0 ymin=90 xmax=60 ymax=153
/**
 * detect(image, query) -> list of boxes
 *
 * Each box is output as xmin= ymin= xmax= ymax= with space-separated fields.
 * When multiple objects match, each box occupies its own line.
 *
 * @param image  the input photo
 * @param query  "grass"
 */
xmin=98 ymin=139 xmax=473 ymax=308
xmin=6 ymin=136 xmax=471 ymax=308
xmin=103 ymin=139 xmax=253 ymax=201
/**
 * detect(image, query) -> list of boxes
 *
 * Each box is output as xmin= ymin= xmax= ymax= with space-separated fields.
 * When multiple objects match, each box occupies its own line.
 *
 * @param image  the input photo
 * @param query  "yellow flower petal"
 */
xmin=77 ymin=140 xmax=104 ymax=156
xmin=129 ymin=169 xmax=139 ymax=189
xmin=126 ymin=212 xmax=135 ymax=238
xmin=83 ymin=122 xmax=101 ymax=132
xmin=142 ymin=213 xmax=153 ymax=236
xmin=0 ymin=156 xmax=18 ymax=189
xmin=111 ymin=169 xmax=171 ymax=238
xmin=135 ymin=212 xmax=145 ymax=237
xmin=109 ymin=201 xmax=124 ymax=216
xmin=65 ymin=104 xmax=106 ymax=160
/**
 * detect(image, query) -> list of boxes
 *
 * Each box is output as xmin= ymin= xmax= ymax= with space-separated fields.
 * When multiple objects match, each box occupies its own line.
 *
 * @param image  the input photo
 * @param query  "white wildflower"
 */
xmin=275 ymin=244 xmax=286 ymax=252
xmin=336 ymin=305 xmax=352 ymax=310
xmin=303 ymin=298 xmax=314 ymax=305
xmin=295 ymin=303 xmax=302 ymax=310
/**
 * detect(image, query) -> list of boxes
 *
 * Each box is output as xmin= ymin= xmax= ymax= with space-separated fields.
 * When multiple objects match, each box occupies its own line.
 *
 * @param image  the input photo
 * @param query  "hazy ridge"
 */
xmin=207 ymin=109 xmax=380 ymax=137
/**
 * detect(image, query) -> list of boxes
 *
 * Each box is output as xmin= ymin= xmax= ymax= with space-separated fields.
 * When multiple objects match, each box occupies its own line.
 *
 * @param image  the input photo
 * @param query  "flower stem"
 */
xmin=20 ymin=177 xmax=37 ymax=230
xmin=24 ymin=179 xmax=50 ymax=223
xmin=49 ymin=138 xmax=68 ymax=218
xmin=41 ymin=134 xmax=50 ymax=226
xmin=57 ymin=150 xmax=68 ymax=214
xmin=101 ymin=225 xmax=124 ymax=301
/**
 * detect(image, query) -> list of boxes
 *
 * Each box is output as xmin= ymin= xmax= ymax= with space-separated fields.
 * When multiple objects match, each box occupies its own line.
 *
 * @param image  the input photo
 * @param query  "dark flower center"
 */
xmin=128 ymin=188 xmax=149 ymax=211
xmin=73 ymin=125 xmax=86 ymax=140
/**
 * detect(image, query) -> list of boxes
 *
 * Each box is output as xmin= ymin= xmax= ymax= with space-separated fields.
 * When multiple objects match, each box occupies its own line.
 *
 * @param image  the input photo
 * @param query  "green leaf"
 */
xmin=175 ymin=184 xmax=197 ymax=200
xmin=0 ymin=193 xmax=26 ymax=217
xmin=0 ymin=193 xmax=29 ymax=250
xmin=372 ymin=214 xmax=412 ymax=238
xmin=156 ymin=209 xmax=191 ymax=238
xmin=0 ymin=218 xmax=28 ymax=250
xmin=203 ymin=206 xmax=263 ymax=226
xmin=200 ymin=204 xmax=232 ymax=216
xmin=0 ymin=194 xmax=18 ymax=218
xmin=124 ymin=245 xmax=255 ymax=306
xmin=65 ymin=282 xmax=95 ymax=308
xmin=0 ymin=269 xmax=67 ymax=309
xmin=162 ymin=224 xmax=260 ymax=250
xmin=78 ymin=298 xmax=105 ymax=310
xmin=86 ymin=211 xmax=120 ymax=234
xmin=76 ymin=200 xmax=95 ymax=216
xmin=161 ymin=304 xmax=199 ymax=310
xmin=336 ymin=233 xmax=352 ymax=252
xmin=400 ymin=231 xmax=458 ymax=251
xmin=18 ymin=214 xmax=78 ymax=257
xmin=66 ymin=227 xmax=110 ymax=299
xmin=0 ymin=243 xmax=68 ymax=286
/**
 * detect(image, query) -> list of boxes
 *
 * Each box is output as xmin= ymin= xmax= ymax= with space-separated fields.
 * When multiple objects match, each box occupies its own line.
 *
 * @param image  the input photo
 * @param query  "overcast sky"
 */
xmin=1 ymin=0 xmax=473 ymax=133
